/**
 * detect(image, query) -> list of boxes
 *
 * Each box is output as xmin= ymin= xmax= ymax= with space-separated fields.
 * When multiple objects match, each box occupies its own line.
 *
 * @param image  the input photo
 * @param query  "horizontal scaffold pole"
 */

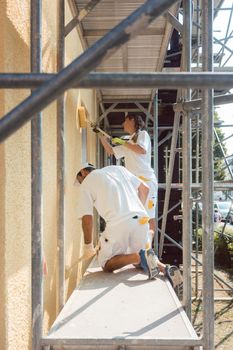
xmin=174 ymin=93 xmax=233 ymax=111
xmin=0 ymin=72 xmax=233 ymax=89
xmin=158 ymin=181 xmax=233 ymax=190
xmin=0 ymin=0 xmax=179 ymax=143
xmin=40 ymin=337 xmax=202 ymax=347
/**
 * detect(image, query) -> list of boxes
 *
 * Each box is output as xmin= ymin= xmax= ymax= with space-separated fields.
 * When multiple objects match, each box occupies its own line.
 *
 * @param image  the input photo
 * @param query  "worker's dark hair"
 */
xmin=76 ymin=164 xmax=95 ymax=177
xmin=125 ymin=114 xmax=145 ymax=142
xmin=84 ymin=166 xmax=95 ymax=173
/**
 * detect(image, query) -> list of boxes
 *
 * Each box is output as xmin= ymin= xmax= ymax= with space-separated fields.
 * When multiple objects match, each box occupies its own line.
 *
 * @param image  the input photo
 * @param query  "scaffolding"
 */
xmin=1 ymin=0 xmax=233 ymax=349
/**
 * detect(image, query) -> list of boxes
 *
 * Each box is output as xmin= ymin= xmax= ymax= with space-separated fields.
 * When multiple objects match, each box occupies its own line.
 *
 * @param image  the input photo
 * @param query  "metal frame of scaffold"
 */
xmin=1 ymin=1 xmax=233 ymax=350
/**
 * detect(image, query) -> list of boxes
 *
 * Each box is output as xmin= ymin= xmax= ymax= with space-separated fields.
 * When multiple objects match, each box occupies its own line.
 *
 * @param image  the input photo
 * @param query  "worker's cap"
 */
xmin=74 ymin=162 xmax=96 ymax=186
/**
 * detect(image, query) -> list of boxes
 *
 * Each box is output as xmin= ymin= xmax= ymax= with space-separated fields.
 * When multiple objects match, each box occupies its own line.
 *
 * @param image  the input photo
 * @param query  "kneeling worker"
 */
xmin=75 ymin=163 xmax=182 ymax=295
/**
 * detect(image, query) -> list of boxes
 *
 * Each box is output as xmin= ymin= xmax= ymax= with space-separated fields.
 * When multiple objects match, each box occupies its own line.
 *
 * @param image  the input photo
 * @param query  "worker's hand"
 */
xmin=80 ymin=243 xmax=97 ymax=261
xmin=65 ymin=242 xmax=100 ymax=278
xmin=111 ymin=137 xmax=126 ymax=145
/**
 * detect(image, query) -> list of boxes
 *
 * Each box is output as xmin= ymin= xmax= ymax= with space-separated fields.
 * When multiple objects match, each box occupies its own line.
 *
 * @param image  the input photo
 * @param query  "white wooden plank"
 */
xmin=46 ymin=259 xmax=198 ymax=347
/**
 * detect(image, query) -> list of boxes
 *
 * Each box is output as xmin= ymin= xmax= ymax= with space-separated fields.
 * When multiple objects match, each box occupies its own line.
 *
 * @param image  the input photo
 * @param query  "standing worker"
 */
xmin=99 ymin=114 xmax=157 ymax=246
xmin=75 ymin=163 xmax=183 ymax=296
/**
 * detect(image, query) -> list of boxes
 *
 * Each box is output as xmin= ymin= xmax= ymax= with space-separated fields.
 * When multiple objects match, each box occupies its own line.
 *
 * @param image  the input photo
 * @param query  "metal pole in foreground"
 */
xmin=0 ymin=0 xmax=179 ymax=143
xmin=1 ymin=72 xmax=233 ymax=89
xmin=31 ymin=1 xmax=43 ymax=350
xmin=201 ymin=1 xmax=215 ymax=349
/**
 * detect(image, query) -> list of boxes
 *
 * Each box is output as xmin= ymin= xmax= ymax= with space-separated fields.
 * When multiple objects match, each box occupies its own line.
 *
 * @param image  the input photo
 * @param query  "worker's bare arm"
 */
xmin=82 ymin=215 xmax=93 ymax=244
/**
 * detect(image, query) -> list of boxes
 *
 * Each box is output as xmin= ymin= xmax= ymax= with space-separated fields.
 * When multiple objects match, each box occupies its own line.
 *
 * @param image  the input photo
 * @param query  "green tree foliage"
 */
xmin=213 ymin=111 xmax=227 ymax=181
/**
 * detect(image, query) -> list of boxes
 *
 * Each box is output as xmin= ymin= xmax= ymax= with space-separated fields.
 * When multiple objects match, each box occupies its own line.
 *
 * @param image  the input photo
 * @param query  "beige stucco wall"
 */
xmin=0 ymin=0 xmax=97 ymax=349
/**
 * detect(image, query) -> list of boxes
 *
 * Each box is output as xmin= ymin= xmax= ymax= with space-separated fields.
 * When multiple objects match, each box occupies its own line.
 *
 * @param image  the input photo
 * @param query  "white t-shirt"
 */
xmin=113 ymin=129 xmax=156 ymax=180
xmin=77 ymin=165 xmax=147 ymax=226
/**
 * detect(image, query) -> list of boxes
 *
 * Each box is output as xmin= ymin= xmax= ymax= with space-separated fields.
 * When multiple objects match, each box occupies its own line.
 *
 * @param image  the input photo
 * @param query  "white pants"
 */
xmin=97 ymin=218 xmax=149 ymax=268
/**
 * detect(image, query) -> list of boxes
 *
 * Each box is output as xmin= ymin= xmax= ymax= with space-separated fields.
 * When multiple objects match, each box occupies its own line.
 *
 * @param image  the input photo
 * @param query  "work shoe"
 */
xmin=164 ymin=265 xmax=174 ymax=287
xmin=165 ymin=265 xmax=183 ymax=300
xmin=139 ymin=249 xmax=159 ymax=280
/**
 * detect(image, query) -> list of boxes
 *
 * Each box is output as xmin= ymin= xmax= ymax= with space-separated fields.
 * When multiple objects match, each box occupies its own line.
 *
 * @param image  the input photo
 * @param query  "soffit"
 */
xmin=73 ymin=0 xmax=180 ymax=102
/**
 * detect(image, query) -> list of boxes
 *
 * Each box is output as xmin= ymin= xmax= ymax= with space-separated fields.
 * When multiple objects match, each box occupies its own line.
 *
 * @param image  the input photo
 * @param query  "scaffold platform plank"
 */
xmin=42 ymin=259 xmax=201 ymax=350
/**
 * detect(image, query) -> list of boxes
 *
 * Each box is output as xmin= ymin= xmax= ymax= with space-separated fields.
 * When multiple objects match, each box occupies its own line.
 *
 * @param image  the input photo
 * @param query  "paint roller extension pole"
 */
xmin=93 ymin=126 xmax=111 ymax=139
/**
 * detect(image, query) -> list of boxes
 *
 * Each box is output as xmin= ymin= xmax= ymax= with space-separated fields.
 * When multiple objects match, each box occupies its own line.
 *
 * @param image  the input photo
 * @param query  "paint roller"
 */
xmin=78 ymin=106 xmax=111 ymax=139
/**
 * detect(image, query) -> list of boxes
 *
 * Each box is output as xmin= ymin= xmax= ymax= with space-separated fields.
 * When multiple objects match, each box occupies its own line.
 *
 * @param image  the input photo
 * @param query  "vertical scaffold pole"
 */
xmin=57 ymin=0 xmax=65 ymax=311
xmin=182 ymin=0 xmax=192 ymax=319
xmin=153 ymin=92 xmax=159 ymax=256
xmin=31 ymin=0 xmax=43 ymax=349
xmin=195 ymin=115 xmax=200 ymax=297
xmin=202 ymin=1 xmax=215 ymax=349
xmin=159 ymin=110 xmax=181 ymax=259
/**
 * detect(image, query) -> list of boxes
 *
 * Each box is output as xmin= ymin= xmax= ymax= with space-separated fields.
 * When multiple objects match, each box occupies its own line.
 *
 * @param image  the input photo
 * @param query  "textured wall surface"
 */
xmin=0 ymin=2 xmax=31 ymax=349
xmin=0 ymin=5 xmax=6 ymax=349
xmin=0 ymin=0 xmax=96 ymax=349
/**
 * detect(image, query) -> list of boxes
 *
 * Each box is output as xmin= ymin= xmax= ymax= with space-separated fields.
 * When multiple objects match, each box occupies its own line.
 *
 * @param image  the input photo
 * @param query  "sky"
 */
xmin=213 ymin=1 xmax=233 ymax=155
